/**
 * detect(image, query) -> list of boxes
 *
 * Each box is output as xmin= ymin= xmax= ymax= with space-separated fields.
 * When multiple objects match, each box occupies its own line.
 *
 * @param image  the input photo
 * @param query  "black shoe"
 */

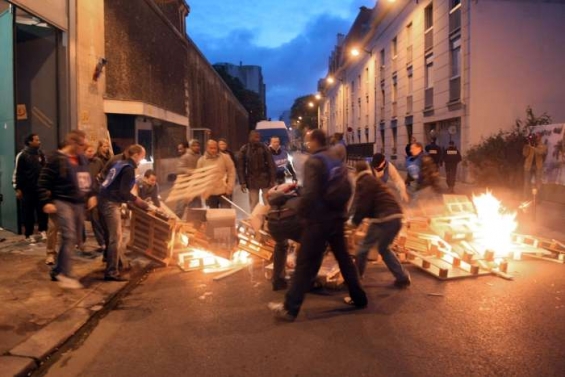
xmin=104 ymin=275 xmax=129 ymax=282
xmin=343 ymin=296 xmax=368 ymax=308
xmin=49 ymin=270 xmax=59 ymax=282
xmin=272 ymin=279 xmax=288 ymax=291
xmin=393 ymin=277 xmax=412 ymax=289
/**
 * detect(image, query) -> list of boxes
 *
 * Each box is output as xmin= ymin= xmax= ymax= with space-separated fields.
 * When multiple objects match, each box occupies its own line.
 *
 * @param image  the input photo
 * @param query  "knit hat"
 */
xmin=370 ymin=153 xmax=385 ymax=168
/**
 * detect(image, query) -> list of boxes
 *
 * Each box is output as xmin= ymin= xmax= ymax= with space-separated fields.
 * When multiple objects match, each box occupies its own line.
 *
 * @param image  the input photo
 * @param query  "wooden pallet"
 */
xmin=128 ymin=205 xmax=175 ymax=266
xmin=405 ymin=249 xmax=493 ymax=280
xmin=511 ymin=233 xmax=565 ymax=263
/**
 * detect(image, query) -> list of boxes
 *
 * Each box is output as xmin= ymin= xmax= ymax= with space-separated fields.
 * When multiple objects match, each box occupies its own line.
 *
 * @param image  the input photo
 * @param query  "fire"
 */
xmin=177 ymin=248 xmax=251 ymax=273
xmin=472 ymin=191 xmax=518 ymax=257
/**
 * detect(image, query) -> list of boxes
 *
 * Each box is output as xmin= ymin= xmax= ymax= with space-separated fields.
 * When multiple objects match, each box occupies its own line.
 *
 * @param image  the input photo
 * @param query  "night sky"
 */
xmin=186 ymin=0 xmax=375 ymax=120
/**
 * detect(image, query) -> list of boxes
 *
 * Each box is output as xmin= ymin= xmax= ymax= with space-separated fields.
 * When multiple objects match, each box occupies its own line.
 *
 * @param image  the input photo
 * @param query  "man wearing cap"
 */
xmin=370 ymin=153 xmax=409 ymax=203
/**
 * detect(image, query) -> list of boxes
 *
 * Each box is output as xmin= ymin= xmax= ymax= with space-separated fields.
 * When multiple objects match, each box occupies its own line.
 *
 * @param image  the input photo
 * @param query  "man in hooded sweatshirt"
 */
xmin=197 ymin=140 xmax=236 ymax=208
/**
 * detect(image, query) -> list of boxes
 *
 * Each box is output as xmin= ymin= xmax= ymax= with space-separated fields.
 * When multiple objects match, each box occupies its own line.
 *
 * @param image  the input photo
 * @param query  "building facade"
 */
xmin=214 ymin=62 xmax=267 ymax=116
xmin=0 ymin=0 xmax=249 ymax=232
xmin=321 ymin=0 xmax=565 ymax=176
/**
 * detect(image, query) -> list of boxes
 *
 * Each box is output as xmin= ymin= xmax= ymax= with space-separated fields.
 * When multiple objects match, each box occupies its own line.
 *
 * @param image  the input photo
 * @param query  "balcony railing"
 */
xmin=425 ymin=29 xmax=433 ymax=52
xmin=449 ymin=76 xmax=461 ymax=102
xmin=449 ymin=7 xmax=461 ymax=35
xmin=424 ymin=87 xmax=434 ymax=109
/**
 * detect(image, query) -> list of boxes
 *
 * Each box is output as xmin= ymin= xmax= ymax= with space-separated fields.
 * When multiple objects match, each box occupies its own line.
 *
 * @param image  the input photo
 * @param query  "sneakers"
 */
xmin=45 ymin=254 xmax=56 ymax=265
xmin=267 ymin=302 xmax=296 ymax=322
xmin=393 ymin=276 xmax=412 ymax=289
xmin=54 ymin=274 xmax=84 ymax=289
xmin=40 ymin=231 xmax=47 ymax=241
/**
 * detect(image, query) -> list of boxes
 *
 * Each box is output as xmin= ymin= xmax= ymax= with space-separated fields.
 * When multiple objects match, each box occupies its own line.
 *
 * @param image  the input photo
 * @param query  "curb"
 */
xmin=1 ymin=261 xmax=154 ymax=377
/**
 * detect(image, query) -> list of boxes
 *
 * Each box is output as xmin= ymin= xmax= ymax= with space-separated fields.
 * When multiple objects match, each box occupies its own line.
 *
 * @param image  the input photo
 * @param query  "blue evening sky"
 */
xmin=186 ymin=0 xmax=375 ymax=120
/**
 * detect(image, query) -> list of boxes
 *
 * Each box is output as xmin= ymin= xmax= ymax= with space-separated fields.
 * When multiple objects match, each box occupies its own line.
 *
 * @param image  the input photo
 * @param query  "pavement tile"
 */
xmin=9 ymin=308 xmax=91 ymax=360
xmin=0 ymin=355 xmax=36 ymax=377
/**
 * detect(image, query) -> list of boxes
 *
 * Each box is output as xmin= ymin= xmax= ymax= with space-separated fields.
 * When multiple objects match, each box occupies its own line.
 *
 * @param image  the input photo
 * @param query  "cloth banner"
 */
xmin=536 ymin=123 xmax=565 ymax=185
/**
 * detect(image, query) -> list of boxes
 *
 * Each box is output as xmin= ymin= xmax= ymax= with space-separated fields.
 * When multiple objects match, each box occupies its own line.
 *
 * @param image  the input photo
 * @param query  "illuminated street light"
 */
xmin=298 ymin=116 xmax=302 ymax=120
xmin=308 ymin=102 xmax=314 ymax=108
xmin=315 ymin=93 xmax=322 ymax=100
xmin=327 ymin=76 xmax=335 ymax=84
xmin=350 ymin=47 xmax=372 ymax=57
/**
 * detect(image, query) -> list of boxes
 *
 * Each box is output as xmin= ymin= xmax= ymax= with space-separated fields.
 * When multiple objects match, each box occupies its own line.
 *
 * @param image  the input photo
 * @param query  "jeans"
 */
xmin=99 ymin=198 xmax=124 ymax=278
xmin=284 ymin=220 xmax=367 ymax=316
xmin=46 ymin=213 xmax=58 ymax=256
xmin=268 ymin=216 xmax=302 ymax=283
xmin=356 ymin=219 xmax=408 ymax=281
xmin=52 ymin=200 xmax=84 ymax=277
xmin=22 ymin=192 xmax=48 ymax=237
xmin=248 ymin=189 xmax=268 ymax=213
xmin=87 ymin=206 xmax=106 ymax=247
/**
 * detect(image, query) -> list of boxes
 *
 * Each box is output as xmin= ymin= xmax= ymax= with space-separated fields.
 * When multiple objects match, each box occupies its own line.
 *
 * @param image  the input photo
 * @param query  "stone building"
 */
xmin=321 ymin=0 xmax=565 ymax=176
xmin=0 ymin=0 xmax=249 ymax=232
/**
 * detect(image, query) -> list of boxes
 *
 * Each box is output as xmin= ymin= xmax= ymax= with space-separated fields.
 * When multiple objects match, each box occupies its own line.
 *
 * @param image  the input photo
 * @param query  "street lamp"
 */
xmin=351 ymin=47 xmax=372 ymax=57
xmin=308 ymin=101 xmax=314 ymax=108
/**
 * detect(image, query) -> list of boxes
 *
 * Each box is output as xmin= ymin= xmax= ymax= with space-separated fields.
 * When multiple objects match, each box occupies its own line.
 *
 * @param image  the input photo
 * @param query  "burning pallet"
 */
xmin=392 ymin=194 xmax=565 ymax=280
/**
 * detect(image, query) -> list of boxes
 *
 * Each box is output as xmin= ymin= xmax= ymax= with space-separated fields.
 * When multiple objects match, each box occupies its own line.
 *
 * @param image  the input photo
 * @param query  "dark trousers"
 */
xmin=284 ymin=219 xmax=367 ymax=316
xmin=445 ymin=163 xmax=458 ymax=189
xmin=268 ymin=217 xmax=302 ymax=283
xmin=22 ymin=193 xmax=48 ymax=237
xmin=206 ymin=195 xmax=231 ymax=209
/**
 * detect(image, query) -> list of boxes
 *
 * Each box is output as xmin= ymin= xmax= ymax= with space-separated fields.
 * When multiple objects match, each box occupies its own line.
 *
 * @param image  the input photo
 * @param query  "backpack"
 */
xmin=313 ymin=153 xmax=352 ymax=210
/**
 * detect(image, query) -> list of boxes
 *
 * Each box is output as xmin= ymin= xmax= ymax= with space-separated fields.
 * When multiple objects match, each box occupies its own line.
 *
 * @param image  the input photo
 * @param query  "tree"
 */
xmin=290 ymin=94 xmax=319 ymax=131
xmin=465 ymin=106 xmax=552 ymax=189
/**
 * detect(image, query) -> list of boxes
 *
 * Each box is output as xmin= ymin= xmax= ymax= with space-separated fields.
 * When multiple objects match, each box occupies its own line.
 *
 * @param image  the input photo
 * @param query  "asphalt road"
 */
xmin=40 ymin=256 xmax=565 ymax=377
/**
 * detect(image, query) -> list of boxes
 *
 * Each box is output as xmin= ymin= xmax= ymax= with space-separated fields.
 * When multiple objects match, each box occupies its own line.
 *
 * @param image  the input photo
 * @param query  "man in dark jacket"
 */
xmin=38 ymin=130 xmax=94 ymax=289
xmin=268 ymin=129 xmax=367 ymax=321
xmin=15 ymin=133 xmax=48 ymax=243
xmin=99 ymin=144 xmax=149 ymax=281
xmin=349 ymin=161 xmax=411 ymax=288
xmin=237 ymin=130 xmax=276 ymax=212
xmin=425 ymin=137 xmax=442 ymax=168
xmin=266 ymin=183 xmax=302 ymax=291
xmin=443 ymin=141 xmax=462 ymax=193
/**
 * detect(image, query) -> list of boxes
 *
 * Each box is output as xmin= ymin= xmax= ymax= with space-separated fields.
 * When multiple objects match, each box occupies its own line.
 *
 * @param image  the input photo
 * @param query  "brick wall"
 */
xmin=104 ymin=0 xmax=186 ymax=115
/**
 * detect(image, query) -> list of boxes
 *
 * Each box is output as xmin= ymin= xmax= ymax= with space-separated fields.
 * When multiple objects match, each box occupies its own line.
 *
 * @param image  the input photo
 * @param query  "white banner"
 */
xmin=536 ymin=123 xmax=565 ymax=185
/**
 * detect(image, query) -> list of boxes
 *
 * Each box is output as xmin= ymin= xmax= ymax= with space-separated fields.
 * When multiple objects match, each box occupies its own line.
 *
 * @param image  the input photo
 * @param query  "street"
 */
xmin=40 ymin=253 xmax=565 ymax=377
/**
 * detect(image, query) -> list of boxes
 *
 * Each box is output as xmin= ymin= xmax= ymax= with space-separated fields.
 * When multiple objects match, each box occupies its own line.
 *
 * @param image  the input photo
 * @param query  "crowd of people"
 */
xmin=13 ymin=126 xmax=462 ymax=307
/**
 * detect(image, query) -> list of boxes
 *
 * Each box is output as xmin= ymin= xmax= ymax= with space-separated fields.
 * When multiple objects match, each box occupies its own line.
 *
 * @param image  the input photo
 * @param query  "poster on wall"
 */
xmin=536 ymin=123 xmax=565 ymax=186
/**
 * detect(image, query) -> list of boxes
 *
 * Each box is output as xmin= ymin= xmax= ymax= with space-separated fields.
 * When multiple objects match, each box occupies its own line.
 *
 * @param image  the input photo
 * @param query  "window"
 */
xmin=380 ymin=49 xmax=385 ymax=68
xmin=450 ymin=36 xmax=461 ymax=78
xmin=407 ymin=66 xmax=413 ymax=94
xmin=391 ymin=37 xmax=397 ymax=59
xmin=392 ymin=122 xmax=398 ymax=155
xmin=424 ymin=3 xmax=434 ymax=31
xmin=392 ymin=75 xmax=398 ymax=103
xmin=425 ymin=54 xmax=434 ymax=89
xmin=406 ymin=23 xmax=412 ymax=46
xmin=450 ymin=0 xmax=461 ymax=10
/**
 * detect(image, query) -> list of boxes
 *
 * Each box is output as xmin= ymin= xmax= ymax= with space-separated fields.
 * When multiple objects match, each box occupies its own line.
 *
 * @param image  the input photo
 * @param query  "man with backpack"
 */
xmin=268 ymin=129 xmax=367 ymax=321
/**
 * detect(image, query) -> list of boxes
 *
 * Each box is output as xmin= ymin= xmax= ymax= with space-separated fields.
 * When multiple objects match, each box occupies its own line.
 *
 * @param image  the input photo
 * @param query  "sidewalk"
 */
xmin=0 ymin=225 xmax=154 ymax=377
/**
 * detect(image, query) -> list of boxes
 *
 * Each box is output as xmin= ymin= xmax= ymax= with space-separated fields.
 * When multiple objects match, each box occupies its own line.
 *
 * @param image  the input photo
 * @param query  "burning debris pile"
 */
xmin=385 ymin=193 xmax=565 ymax=280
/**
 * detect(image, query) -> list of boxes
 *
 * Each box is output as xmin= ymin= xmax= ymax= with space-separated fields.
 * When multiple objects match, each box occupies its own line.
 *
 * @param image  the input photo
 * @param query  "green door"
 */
xmin=0 ymin=5 xmax=17 ymax=232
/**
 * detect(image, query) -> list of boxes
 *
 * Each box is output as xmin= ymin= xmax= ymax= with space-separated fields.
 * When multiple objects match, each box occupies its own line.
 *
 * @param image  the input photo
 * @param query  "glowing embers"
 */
xmin=177 ymin=248 xmax=251 ymax=273
xmin=472 ymin=191 xmax=518 ymax=258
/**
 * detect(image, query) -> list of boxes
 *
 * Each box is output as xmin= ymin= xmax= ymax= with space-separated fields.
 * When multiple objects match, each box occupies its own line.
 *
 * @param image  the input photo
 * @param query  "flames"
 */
xmin=177 ymin=248 xmax=251 ymax=273
xmin=472 ymin=191 xmax=518 ymax=258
